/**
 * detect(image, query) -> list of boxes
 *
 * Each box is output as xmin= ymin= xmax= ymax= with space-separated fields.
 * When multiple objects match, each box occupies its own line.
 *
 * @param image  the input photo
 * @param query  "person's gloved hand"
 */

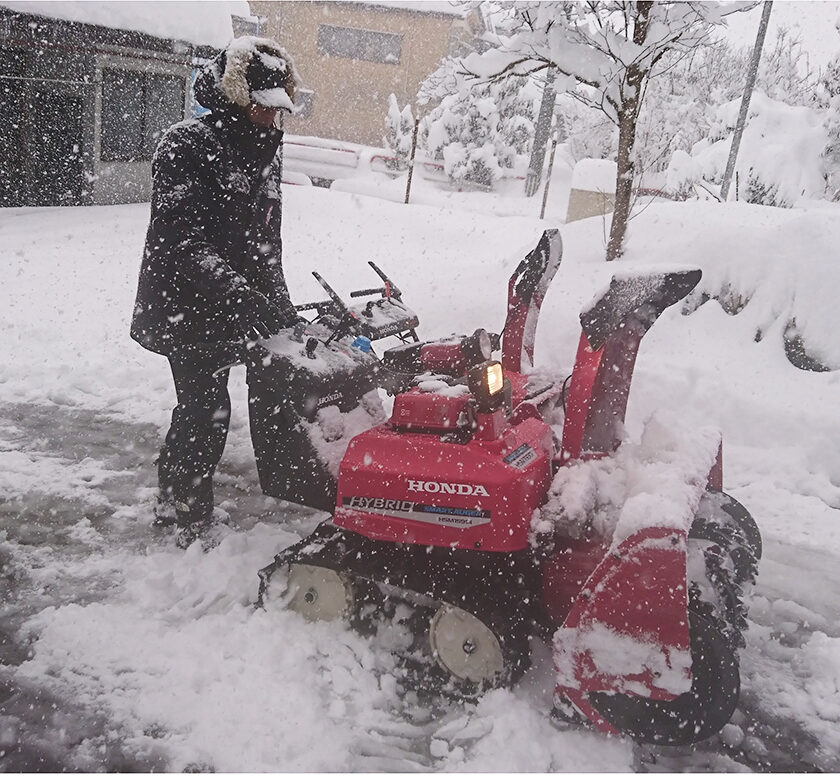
xmin=278 ymin=305 xmax=304 ymax=330
xmin=234 ymin=288 xmax=286 ymax=339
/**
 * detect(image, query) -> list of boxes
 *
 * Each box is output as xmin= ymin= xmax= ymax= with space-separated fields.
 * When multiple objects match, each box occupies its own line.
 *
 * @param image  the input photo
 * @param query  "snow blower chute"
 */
xmin=252 ymin=230 xmax=761 ymax=745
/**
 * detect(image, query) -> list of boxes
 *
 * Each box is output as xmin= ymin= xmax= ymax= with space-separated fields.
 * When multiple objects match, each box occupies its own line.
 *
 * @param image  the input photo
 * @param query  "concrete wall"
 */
xmin=566 ymin=189 xmax=616 ymax=223
xmin=566 ymin=158 xmax=617 ymax=223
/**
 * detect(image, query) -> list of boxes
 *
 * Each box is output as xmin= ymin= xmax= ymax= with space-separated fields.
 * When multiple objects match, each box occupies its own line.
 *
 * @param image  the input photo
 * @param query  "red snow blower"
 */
xmin=251 ymin=230 xmax=761 ymax=745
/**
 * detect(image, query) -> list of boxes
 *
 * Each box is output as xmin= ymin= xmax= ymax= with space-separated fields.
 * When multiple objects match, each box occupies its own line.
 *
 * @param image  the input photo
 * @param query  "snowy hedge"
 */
xmin=666 ymin=92 xmax=830 ymax=205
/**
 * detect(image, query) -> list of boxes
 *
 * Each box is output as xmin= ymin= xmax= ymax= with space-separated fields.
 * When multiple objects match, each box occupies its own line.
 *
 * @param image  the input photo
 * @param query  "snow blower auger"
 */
xmin=254 ymin=229 xmax=761 ymax=746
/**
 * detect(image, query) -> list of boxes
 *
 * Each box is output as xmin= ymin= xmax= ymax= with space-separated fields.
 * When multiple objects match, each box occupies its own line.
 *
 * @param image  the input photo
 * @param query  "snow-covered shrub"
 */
xmin=744 ymin=168 xmax=786 ymax=208
xmin=816 ymin=54 xmax=840 ymax=200
xmin=664 ymin=91 xmax=829 ymax=205
xmin=383 ymin=94 xmax=414 ymax=172
xmin=418 ymin=58 xmax=538 ymax=189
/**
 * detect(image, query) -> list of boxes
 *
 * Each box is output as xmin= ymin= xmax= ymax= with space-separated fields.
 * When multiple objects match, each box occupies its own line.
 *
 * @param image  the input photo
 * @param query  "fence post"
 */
xmin=404 ymin=116 xmax=420 ymax=205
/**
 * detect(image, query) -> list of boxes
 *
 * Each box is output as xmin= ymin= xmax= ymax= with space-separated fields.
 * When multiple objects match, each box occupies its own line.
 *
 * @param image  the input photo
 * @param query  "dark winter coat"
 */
xmin=130 ymin=56 xmax=295 ymax=356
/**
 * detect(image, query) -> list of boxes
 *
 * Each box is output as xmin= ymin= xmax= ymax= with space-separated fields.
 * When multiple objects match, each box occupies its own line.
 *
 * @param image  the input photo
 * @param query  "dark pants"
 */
xmin=158 ymin=345 xmax=239 ymax=524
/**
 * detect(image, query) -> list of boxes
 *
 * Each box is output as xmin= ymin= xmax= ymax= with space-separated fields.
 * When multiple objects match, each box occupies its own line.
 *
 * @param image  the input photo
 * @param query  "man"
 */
xmin=130 ymin=37 xmax=301 ymax=548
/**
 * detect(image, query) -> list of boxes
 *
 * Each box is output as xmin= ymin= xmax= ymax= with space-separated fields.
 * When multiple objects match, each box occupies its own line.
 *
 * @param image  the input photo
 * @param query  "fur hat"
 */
xmin=220 ymin=36 xmax=301 ymax=111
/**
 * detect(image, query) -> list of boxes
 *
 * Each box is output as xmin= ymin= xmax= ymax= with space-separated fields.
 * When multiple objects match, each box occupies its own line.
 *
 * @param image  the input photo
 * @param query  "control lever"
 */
xmin=349 ymin=286 xmax=386 ymax=298
xmin=312 ymin=271 xmax=349 ymax=315
xmin=367 ymin=261 xmax=403 ymax=300
xmin=324 ymin=309 xmax=359 ymax=348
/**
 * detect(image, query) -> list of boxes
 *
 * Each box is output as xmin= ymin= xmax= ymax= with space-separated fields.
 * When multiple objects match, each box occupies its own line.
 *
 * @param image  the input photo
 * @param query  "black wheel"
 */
xmin=690 ymin=491 xmax=761 ymax=584
xmin=587 ymin=607 xmax=740 ymax=745
xmin=719 ymin=492 xmax=761 ymax=562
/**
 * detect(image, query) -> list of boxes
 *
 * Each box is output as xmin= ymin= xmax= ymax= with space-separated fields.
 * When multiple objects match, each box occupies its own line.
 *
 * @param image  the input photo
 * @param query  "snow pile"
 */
xmin=8 ymin=519 xmax=631 ymax=771
xmin=745 ymin=594 xmax=840 ymax=769
xmin=622 ymin=200 xmax=840 ymax=370
xmin=307 ymin=390 xmax=386 ymax=476
xmin=13 ymin=526 xmax=409 ymax=772
xmin=570 ymin=159 xmax=617 ymax=193
xmin=537 ymin=411 xmax=720 ymax=546
xmin=667 ymin=91 xmax=830 ymax=204
xmin=0 ymin=448 xmax=127 ymax=509
xmin=427 ymin=689 xmax=629 ymax=771
xmin=0 ymin=1 xmax=246 ymax=47
xmin=798 ymin=632 xmax=840 ymax=728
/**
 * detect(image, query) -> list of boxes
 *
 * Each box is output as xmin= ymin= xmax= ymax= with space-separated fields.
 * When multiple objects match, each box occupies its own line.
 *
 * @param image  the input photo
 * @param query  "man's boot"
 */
xmin=152 ymin=490 xmax=177 ymax=528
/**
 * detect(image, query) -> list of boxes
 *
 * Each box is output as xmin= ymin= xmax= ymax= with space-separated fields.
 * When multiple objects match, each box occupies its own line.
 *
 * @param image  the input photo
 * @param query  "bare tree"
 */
xmin=462 ymin=1 xmax=744 ymax=260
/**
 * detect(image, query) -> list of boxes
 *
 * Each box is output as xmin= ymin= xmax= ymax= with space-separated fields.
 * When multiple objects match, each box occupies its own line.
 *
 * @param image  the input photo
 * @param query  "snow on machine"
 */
xmin=250 ymin=230 xmax=761 ymax=745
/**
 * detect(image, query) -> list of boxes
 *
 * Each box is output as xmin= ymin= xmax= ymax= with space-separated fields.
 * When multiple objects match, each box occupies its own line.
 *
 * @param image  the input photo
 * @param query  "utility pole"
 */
xmin=720 ymin=1 xmax=773 ymax=201
xmin=525 ymin=68 xmax=557 ymax=197
xmin=539 ymin=129 xmax=559 ymax=219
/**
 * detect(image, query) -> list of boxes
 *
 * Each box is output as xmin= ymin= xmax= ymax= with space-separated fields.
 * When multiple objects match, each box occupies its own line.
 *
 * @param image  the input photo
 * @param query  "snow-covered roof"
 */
xmin=0 ymin=0 xmax=248 ymax=47
xmin=353 ymin=0 xmax=472 ymax=18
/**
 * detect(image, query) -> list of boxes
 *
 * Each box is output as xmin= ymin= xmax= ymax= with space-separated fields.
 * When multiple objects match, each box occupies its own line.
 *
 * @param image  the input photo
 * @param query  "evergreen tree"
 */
xmin=383 ymin=94 xmax=415 ymax=172
xmin=418 ymin=58 xmax=538 ymax=189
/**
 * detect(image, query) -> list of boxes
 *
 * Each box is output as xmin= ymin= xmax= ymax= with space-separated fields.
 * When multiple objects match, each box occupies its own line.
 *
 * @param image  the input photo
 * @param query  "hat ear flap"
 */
xmin=220 ymin=45 xmax=252 ymax=108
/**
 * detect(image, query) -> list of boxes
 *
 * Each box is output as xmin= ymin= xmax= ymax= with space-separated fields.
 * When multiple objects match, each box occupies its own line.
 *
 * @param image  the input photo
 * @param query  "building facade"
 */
xmin=0 ymin=8 xmax=216 ymax=207
xmin=252 ymin=0 xmax=484 ymax=147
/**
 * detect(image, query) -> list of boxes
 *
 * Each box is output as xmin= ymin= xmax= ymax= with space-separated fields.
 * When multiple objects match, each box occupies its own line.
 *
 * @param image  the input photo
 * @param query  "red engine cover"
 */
xmin=391 ymin=388 xmax=470 ymax=432
xmin=333 ymin=416 xmax=553 ymax=552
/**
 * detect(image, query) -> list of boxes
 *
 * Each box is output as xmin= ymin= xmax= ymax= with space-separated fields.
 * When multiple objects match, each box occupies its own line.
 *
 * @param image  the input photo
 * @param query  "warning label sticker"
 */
xmin=503 ymin=443 xmax=538 ymax=470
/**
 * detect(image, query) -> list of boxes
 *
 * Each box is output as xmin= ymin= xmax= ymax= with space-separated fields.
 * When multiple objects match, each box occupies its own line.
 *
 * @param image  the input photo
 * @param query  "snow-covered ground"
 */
xmin=1 ymin=171 xmax=839 ymax=771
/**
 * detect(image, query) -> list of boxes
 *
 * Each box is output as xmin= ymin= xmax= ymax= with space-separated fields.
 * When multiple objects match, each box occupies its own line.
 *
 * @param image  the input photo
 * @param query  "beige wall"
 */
xmin=251 ymin=1 xmax=471 ymax=146
xmin=566 ymin=189 xmax=616 ymax=224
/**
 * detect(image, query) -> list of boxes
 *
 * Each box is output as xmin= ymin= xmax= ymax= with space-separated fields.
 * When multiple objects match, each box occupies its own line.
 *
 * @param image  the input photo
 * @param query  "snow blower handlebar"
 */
xmin=301 ymin=267 xmax=419 ymax=346
xmin=353 ymin=260 xmax=404 ymax=300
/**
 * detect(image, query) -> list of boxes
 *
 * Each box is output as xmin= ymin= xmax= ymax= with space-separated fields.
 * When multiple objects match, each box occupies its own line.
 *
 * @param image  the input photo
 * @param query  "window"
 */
xmin=317 ymin=24 xmax=402 ymax=65
xmin=295 ymin=88 xmax=315 ymax=119
xmin=101 ymin=68 xmax=185 ymax=162
xmin=232 ymin=14 xmax=262 ymax=36
xmin=145 ymin=73 xmax=184 ymax=153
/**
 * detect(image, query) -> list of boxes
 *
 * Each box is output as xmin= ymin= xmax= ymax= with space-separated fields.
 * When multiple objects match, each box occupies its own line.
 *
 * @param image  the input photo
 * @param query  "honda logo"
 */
xmin=406 ymin=480 xmax=490 ymax=497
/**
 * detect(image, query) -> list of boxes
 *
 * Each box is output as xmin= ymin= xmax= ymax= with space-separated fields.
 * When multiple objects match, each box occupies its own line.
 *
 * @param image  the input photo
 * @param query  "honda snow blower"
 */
xmin=249 ymin=230 xmax=761 ymax=745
